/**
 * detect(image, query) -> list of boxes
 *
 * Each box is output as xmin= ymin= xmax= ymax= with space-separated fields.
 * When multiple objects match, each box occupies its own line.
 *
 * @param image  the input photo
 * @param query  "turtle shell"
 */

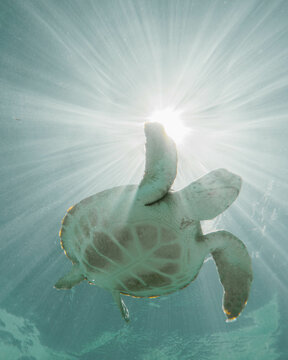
xmin=59 ymin=186 xmax=205 ymax=298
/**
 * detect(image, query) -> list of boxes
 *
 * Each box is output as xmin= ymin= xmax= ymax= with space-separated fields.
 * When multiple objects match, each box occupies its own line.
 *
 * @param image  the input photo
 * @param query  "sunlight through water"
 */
xmin=148 ymin=108 xmax=190 ymax=144
xmin=0 ymin=0 xmax=288 ymax=359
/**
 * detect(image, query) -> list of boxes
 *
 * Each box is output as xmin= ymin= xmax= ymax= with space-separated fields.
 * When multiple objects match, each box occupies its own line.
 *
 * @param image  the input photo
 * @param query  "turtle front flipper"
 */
xmin=178 ymin=168 xmax=242 ymax=220
xmin=54 ymin=264 xmax=85 ymax=289
xmin=112 ymin=291 xmax=130 ymax=322
xmin=137 ymin=122 xmax=177 ymax=205
xmin=203 ymin=231 xmax=252 ymax=321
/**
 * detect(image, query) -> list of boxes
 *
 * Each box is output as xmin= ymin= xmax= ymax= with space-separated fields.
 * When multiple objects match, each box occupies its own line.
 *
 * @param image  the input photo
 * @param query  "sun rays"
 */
xmin=1 ymin=3 xmax=288 ymax=352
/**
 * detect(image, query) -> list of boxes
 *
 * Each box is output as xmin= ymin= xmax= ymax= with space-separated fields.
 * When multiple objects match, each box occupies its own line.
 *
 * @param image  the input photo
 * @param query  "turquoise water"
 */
xmin=1 ymin=0 xmax=288 ymax=359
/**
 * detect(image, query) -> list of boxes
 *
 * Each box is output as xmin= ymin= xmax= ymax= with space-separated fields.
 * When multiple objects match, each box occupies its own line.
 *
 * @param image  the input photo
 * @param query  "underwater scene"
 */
xmin=0 ymin=0 xmax=288 ymax=359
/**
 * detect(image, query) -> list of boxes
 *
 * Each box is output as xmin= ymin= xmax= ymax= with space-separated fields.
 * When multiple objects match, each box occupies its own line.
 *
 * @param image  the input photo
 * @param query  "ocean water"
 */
xmin=0 ymin=0 xmax=288 ymax=359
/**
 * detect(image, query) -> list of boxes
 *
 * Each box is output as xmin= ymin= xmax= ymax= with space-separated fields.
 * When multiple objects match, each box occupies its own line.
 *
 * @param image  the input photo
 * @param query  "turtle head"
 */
xmin=144 ymin=121 xmax=166 ymax=138
xmin=137 ymin=122 xmax=178 ymax=205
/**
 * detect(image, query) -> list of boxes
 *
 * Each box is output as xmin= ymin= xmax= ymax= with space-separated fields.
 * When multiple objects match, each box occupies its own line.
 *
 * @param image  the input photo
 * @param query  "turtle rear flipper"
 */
xmin=54 ymin=264 xmax=85 ymax=289
xmin=137 ymin=122 xmax=177 ymax=205
xmin=178 ymin=168 xmax=242 ymax=220
xmin=204 ymin=231 xmax=252 ymax=321
xmin=112 ymin=291 xmax=130 ymax=322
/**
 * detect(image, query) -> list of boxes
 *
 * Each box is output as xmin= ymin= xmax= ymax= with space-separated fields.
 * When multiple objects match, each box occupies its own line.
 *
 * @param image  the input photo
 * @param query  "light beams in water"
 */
xmin=0 ymin=0 xmax=288 ymax=355
xmin=148 ymin=107 xmax=190 ymax=144
xmin=2 ymin=0 xmax=287 ymax=191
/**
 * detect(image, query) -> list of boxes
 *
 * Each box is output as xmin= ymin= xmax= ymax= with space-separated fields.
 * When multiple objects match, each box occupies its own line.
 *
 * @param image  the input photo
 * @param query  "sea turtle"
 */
xmin=55 ymin=122 xmax=252 ymax=322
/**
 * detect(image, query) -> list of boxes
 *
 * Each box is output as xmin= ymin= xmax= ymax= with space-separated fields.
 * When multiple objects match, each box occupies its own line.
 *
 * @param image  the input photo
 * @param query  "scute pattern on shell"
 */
xmin=59 ymin=200 xmax=197 ymax=297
